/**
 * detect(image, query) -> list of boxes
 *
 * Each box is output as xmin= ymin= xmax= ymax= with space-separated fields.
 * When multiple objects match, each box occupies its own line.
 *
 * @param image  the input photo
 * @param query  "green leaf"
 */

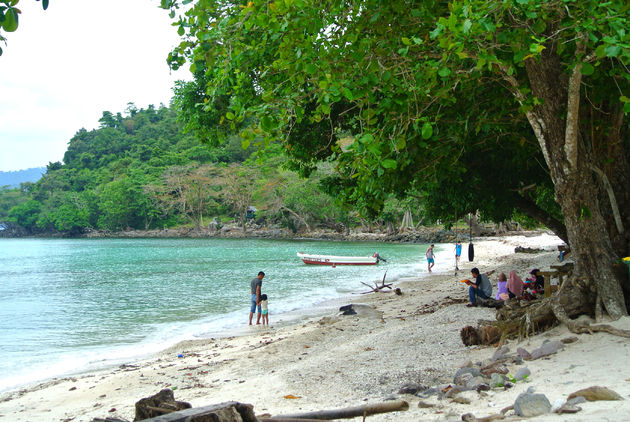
xmin=260 ymin=115 xmax=275 ymax=132
xmin=620 ymin=96 xmax=630 ymax=103
xmin=605 ymin=45 xmax=621 ymax=57
xmin=595 ymin=45 xmax=607 ymax=58
xmin=532 ymin=20 xmax=546 ymax=34
xmin=421 ymin=122 xmax=433 ymax=139
xmin=581 ymin=62 xmax=594 ymax=76
xmin=225 ymin=112 xmax=235 ymax=120
xmin=438 ymin=67 xmax=451 ymax=77
xmin=381 ymin=159 xmax=398 ymax=169
xmin=359 ymin=133 xmax=374 ymax=144
xmin=343 ymin=87 xmax=353 ymax=101
xmin=401 ymin=37 xmax=411 ymax=46
xmin=624 ymin=102 xmax=630 ymax=113
xmin=3 ymin=8 xmax=19 ymax=32
xmin=462 ymin=19 xmax=472 ymax=34
xmin=305 ymin=63 xmax=318 ymax=74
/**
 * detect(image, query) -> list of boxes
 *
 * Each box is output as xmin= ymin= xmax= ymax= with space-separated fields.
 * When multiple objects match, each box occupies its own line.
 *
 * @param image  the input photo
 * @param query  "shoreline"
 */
xmin=2 ymin=233 xmax=629 ymax=421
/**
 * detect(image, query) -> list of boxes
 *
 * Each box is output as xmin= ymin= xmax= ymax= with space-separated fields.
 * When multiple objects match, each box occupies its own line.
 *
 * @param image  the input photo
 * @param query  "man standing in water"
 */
xmin=249 ymin=271 xmax=265 ymax=325
xmin=426 ymin=244 xmax=435 ymax=272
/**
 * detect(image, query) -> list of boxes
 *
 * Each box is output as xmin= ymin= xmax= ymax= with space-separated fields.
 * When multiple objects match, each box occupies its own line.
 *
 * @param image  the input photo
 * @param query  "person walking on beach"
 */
xmin=249 ymin=271 xmax=265 ymax=325
xmin=260 ymin=294 xmax=269 ymax=326
xmin=454 ymin=241 xmax=462 ymax=270
xmin=426 ymin=244 xmax=435 ymax=272
xmin=464 ymin=267 xmax=493 ymax=307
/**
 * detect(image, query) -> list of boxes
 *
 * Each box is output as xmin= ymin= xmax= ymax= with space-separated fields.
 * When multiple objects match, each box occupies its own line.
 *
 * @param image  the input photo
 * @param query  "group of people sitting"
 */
xmin=465 ymin=268 xmax=544 ymax=307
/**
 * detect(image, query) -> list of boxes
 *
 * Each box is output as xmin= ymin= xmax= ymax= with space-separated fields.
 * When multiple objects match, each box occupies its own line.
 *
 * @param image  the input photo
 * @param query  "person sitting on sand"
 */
xmin=260 ymin=294 xmax=269 ymax=326
xmin=495 ymin=272 xmax=509 ymax=301
xmin=464 ymin=267 xmax=493 ymax=307
xmin=507 ymin=270 xmax=524 ymax=298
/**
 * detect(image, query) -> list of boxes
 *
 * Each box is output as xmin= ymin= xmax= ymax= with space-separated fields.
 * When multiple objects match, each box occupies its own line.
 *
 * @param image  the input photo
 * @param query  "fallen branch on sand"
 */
xmin=361 ymin=271 xmax=393 ymax=293
xmin=261 ymin=400 xmax=409 ymax=420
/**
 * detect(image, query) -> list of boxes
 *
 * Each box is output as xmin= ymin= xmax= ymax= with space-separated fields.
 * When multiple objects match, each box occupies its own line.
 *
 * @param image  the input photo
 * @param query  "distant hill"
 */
xmin=0 ymin=167 xmax=46 ymax=188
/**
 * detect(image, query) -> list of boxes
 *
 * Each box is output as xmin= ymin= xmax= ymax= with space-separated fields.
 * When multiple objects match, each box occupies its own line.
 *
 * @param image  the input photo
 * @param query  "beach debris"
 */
xmin=398 ymin=382 xmax=427 ymax=395
xmin=567 ymin=386 xmax=623 ymax=401
xmin=417 ymin=400 xmax=435 ymax=408
xmin=133 ymin=400 xmax=257 ymax=422
xmin=561 ymin=336 xmax=579 ymax=344
xmin=134 ymin=388 xmax=191 ymax=420
xmin=513 ymin=391 xmax=551 ymax=417
xmin=461 ymin=412 xmax=506 ymax=421
xmin=337 ymin=304 xmax=383 ymax=320
xmin=514 ymin=246 xmax=545 ymax=253
xmin=266 ymin=400 xmax=409 ymax=420
xmin=283 ymin=394 xmax=302 ymax=399
xmin=460 ymin=325 xmax=501 ymax=346
xmin=360 ymin=271 xmax=393 ymax=293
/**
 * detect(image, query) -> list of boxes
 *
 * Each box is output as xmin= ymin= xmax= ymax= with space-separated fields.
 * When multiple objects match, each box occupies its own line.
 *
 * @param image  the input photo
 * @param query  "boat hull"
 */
xmin=296 ymin=252 xmax=378 ymax=265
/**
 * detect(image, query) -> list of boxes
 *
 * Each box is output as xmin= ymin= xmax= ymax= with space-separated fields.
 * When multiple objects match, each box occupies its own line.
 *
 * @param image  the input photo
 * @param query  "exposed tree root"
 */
xmin=461 ymin=275 xmax=630 ymax=346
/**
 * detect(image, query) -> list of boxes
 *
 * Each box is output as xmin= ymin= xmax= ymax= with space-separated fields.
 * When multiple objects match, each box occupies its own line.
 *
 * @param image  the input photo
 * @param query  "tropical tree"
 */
xmin=163 ymin=0 xmax=630 ymax=321
xmin=0 ymin=0 xmax=49 ymax=56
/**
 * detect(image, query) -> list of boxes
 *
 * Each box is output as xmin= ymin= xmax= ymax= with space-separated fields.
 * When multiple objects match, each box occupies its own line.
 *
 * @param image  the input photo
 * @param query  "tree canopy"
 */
xmin=164 ymin=0 xmax=630 ymax=318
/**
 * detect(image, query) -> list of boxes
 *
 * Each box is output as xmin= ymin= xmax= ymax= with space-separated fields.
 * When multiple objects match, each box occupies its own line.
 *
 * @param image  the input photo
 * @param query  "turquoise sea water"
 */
xmin=0 ymin=237 xmax=449 ymax=392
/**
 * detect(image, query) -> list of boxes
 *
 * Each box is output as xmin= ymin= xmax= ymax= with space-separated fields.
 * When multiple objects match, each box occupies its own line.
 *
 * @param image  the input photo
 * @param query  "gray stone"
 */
xmin=453 ymin=367 xmax=482 ymax=384
xmin=492 ymin=346 xmax=510 ymax=361
xmin=489 ymin=373 xmax=507 ymax=388
xmin=531 ymin=340 xmax=564 ymax=360
xmin=514 ymin=367 xmax=531 ymax=381
xmin=465 ymin=376 xmax=486 ymax=389
xmin=517 ymin=347 xmax=532 ymax=360
xmin=514 ymin=392 xmax=552 ymax=417
xmin=456 ymin=373 xmax=474 ymax=386
xmin=398 ymin=383 xmax=426 ymax=395
xmin=418 ymin=387 xmax=440 ymax=398
xmin=417 ymin=400 xmax=435 ymax=408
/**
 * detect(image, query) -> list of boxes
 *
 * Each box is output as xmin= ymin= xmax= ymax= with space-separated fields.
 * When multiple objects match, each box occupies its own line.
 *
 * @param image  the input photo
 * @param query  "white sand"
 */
xmin=1 ymin=233 xmax=629 ymax=421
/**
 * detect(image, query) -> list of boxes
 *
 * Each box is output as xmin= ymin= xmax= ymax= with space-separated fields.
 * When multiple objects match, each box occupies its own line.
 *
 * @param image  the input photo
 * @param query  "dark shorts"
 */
xmin=250 ymin=294 xmax=261 ymax=313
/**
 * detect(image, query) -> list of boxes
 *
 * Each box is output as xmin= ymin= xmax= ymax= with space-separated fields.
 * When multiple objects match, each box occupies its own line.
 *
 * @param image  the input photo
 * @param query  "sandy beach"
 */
xmin=1 ymin=232 xmax=629 ymax=421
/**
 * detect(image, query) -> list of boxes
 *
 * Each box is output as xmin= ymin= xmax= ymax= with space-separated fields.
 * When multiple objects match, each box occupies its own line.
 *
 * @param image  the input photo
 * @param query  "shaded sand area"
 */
xmin=1 ymin=233 xmax=629 ymax=421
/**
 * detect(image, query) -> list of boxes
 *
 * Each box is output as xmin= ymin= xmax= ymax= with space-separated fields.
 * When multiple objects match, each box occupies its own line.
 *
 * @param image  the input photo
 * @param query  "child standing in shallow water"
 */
xmin=260 ymin=294 xmax=269 ymax=326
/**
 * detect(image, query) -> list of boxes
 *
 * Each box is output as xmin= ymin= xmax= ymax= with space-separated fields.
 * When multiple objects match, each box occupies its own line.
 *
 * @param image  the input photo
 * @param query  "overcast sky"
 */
xmin=0 ymin=0 xmax=189 ymax=172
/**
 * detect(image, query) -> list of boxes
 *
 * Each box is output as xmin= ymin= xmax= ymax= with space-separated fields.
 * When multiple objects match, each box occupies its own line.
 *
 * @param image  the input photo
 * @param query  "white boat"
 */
xmin=296 ymin=252 xmax=380 ymax=265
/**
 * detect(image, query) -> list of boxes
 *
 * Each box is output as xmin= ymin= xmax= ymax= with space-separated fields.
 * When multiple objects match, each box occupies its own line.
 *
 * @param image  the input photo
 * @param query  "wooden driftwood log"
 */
xmin=134 ymin=389 xmax=191 ymax=421
xmin=361 ymin=271 xmax=393 ymax=293
xmin=263 ymin=400 xmax=409 ymax=420
xmin=140 ymin=401 xmax=257 ymax=422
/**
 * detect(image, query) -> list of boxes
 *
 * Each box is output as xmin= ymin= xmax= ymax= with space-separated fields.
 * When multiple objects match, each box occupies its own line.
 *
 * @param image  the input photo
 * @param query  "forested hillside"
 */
xmin=0 ymin=103 xmax=418 ymax=236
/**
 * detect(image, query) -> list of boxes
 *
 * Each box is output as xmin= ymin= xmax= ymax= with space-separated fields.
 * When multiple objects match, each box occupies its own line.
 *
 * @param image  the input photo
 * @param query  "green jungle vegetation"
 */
xmin=0 ymin=102 xmax=429 ymax=235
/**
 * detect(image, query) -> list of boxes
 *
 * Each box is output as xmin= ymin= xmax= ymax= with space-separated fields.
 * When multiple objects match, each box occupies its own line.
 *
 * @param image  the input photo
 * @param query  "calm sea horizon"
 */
xmin=0 ymin=237 xmax=452 ymax=393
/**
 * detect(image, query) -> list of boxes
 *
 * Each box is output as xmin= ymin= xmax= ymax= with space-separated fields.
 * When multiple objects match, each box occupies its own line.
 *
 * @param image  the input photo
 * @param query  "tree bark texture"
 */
xmin=523 ymin=41 xmax=628 ymax=319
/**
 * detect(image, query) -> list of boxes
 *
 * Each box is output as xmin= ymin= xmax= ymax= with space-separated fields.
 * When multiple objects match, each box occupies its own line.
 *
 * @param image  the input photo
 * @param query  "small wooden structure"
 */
xmin=537 ymin=262 xmax=574 ymax=297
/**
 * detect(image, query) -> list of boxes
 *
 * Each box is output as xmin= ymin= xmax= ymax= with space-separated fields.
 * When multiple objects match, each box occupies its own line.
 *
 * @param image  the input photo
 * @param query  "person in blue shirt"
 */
xmin=454 ymin=241 xmax=462 ymax=270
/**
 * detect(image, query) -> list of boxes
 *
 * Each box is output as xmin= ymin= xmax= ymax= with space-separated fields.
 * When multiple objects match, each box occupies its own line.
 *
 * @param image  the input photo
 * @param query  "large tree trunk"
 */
xmin=521 ymin=39 xmax=627 ymax=319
